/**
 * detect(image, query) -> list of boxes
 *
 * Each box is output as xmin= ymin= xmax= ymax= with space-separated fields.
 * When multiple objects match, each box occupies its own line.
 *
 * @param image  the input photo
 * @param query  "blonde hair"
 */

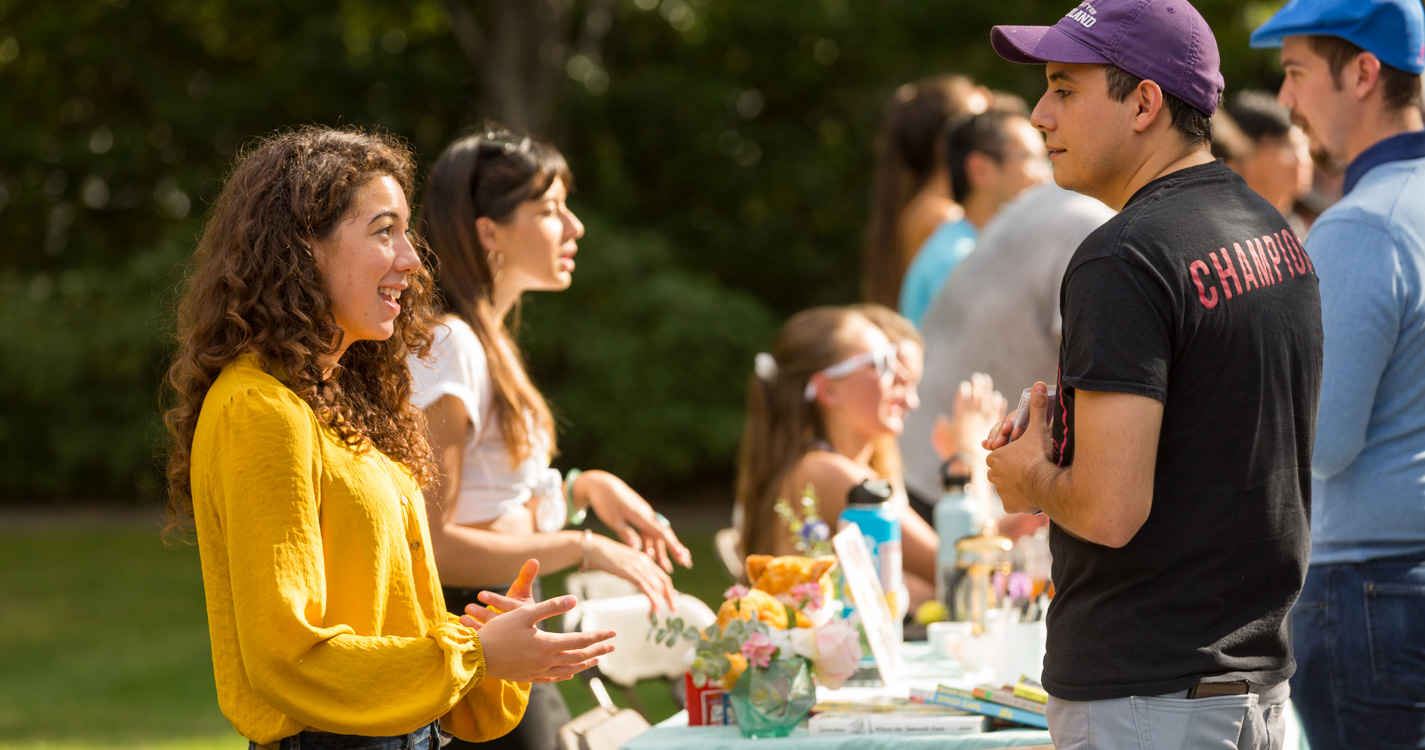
xmin=735 ymin=306 xmax=901 ymax=557
xmin=849 ymin=302 xmax=922 ymax=350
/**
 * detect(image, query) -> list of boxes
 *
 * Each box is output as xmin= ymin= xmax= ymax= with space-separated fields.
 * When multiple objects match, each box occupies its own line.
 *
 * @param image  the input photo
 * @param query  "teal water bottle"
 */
xmin=838 ymin=479 xmax=903 ymax=622
xmin=934 ymin=456 xmax=982 ymax=609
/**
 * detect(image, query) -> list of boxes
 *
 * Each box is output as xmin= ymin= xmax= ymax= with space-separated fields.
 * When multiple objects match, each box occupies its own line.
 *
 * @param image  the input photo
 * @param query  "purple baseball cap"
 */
xmin=991 ymin=0 xmax=1225 ymax=116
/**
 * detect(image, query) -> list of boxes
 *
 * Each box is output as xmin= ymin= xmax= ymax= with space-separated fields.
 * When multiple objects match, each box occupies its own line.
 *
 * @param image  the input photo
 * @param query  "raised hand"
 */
xmin=936 ymin=372 xmax=1006 ymax=460
xmin=466 ymin=586 xmax=617 ymax=684
xmin=461 ymin=558 xmax=541 ymax=628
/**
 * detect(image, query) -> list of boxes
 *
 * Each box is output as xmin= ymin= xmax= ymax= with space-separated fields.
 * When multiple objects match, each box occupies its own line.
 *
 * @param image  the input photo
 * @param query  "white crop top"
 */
xmin=409 ymin=317 xmax=562 ymax=527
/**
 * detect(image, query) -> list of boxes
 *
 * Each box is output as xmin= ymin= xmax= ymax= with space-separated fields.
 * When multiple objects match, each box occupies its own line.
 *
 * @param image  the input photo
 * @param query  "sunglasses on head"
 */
xmin=478 ymin=131 xmax=529 ymax=155
xmin=803 ymin=341 xmax=900 ymax=401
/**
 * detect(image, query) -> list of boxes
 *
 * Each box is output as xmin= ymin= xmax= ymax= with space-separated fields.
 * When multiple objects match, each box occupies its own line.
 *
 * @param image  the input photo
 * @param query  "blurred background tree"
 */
xmin=0 ymin=0 xmax=1289 ymax=503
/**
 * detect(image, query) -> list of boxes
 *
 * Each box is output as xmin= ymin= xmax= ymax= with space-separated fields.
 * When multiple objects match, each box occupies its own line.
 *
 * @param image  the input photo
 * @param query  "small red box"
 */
xmin=684 ymin=672 xmax=732 ymax=726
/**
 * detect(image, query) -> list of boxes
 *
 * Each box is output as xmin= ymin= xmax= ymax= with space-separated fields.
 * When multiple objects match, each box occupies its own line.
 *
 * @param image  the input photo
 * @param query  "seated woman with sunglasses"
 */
xmin=734 ymin=305 xmax=939 ymax=598
xmin=411 ymin=128 xmax=693 ymax=750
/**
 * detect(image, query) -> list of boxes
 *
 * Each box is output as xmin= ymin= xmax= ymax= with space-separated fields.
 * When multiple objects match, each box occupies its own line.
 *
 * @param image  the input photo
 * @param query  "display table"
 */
xmin=618 ymin=640 xmax=1309 ymax=750
xmin=621 ymin=712 xmax=1051 ymax=750
xmin=621 ymin=641 xmax=1052 ymax=750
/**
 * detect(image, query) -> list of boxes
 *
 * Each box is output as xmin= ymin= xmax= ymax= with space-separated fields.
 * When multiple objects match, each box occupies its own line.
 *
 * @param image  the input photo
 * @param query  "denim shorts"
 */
xmin=250 ymin=720 xmax=446 ymax=750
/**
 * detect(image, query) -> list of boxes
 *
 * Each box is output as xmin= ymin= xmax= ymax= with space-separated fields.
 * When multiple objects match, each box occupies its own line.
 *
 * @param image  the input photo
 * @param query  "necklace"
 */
xmin=374 ymin=450 xmax=424 ymax=554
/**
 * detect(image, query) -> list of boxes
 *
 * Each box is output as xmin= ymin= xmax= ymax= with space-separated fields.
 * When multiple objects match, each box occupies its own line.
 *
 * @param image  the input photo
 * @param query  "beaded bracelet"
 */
xmin=565 ymin=468 xmax=587 ymax=526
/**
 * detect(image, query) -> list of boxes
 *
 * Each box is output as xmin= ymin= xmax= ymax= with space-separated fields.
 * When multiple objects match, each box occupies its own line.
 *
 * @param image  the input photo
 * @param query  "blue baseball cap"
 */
xmin=1250 ymin=0 xmax=1425 ymax=75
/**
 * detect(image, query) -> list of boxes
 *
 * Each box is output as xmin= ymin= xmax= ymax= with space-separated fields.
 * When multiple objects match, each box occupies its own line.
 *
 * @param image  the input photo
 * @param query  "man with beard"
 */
xmin=1250 ymin=1 xmax=1425 ymax=747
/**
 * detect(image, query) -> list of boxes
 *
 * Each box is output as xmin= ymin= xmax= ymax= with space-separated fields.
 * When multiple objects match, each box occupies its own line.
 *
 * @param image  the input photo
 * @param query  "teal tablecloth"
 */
xmin=620 ymin=712 xmax=1052 ymax=750
xmin=621 ymin=641 xmax=1052 ymax=750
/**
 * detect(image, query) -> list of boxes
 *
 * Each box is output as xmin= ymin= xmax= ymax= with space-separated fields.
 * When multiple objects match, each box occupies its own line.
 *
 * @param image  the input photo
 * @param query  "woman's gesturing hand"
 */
xmin=588 ymin=533 xmax=678 ymax=611
xmin=578 ymin=470 xmax=692 ymax=572
xmin=462 ymin=560 xmax=617 ymax=683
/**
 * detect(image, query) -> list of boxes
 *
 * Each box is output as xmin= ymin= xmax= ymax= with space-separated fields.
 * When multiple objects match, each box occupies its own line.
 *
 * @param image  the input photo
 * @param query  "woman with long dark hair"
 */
xmin=165 ymin=126 xmax=612 ymax=750
xmin=862 ymin=75 xmax=988 ymax=307
xmin=412 ymin=128 xmax=691 ymax=750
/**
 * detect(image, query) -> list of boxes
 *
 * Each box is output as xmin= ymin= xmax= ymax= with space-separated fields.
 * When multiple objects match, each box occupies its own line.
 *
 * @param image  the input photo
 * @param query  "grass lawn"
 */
xmin=0 ymin=512 xmax=730 ymax=749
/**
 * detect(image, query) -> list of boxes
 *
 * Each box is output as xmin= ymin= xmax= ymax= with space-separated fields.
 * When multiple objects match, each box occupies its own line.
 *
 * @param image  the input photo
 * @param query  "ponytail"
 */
xmin=734 ymin=307 xmax=860 ymax=556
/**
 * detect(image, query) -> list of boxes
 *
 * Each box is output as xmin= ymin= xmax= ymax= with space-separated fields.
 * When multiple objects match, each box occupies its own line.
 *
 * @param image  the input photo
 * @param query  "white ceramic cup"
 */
xmin=927 ymin=620 xmax=974 ymax=662
xmin=995 ymin=620 xmax=1047 ymax=685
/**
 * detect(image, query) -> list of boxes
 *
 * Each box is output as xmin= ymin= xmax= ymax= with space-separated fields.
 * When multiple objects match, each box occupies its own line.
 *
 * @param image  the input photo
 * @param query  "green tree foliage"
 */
xmin=0 ymin=0 xmax=1291 ymax=500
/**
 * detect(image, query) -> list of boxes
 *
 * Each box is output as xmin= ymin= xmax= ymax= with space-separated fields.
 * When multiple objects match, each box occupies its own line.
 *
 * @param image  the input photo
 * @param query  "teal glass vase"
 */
xmin=728 ymin=657 xmax=816 ymax=738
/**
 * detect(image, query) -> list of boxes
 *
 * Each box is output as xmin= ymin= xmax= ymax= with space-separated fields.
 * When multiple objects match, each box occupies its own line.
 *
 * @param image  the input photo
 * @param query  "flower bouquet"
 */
xmin=774 ymin=485 xmax=834 ymax=557
xmin=650 ymin=555 xmax=862 ymax=737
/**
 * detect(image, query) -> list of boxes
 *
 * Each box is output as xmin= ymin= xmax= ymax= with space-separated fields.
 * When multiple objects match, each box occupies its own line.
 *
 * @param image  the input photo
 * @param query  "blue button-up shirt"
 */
xmin=1307 ymin=128 xmax=1425 ymax=564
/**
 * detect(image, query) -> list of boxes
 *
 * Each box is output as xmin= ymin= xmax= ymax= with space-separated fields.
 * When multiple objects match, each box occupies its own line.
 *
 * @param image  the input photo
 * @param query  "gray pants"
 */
xmin=1047 ymin=681 xmax=1290 ymax=750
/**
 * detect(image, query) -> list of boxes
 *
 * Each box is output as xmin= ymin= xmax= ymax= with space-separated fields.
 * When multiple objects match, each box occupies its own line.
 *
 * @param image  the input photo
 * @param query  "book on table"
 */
xmin=1012 ymin=676 xmax=1049 ymax=705
xmin=808 ymin=711 xmax=985 ymax=735
xmin=972 ymin=684 xmax=1047 ymax=715
xmin=911 ymin=686 xmax=1049 ymax=729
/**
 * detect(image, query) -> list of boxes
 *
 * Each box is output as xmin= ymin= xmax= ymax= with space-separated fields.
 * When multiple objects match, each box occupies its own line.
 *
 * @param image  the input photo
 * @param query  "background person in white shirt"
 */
xmin=410 ymin=128 xmax=691 ymax=750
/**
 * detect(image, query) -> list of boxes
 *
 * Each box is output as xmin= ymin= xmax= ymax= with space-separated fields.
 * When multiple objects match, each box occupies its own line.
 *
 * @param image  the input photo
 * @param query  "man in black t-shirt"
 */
xmin=983 ymin=1 xmax=1323 ymax=748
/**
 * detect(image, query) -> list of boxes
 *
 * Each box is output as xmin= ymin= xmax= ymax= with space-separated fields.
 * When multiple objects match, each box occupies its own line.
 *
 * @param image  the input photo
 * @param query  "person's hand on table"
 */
xmin=462 ymin=559 xmax=617 ymax=683
xmin=588 ymin=532 xmax=678 ymax=611
xmin=578 ymin=469 xmax=692 ymax=572
xmin=985 ymin=381 xmax=1055 ymax=515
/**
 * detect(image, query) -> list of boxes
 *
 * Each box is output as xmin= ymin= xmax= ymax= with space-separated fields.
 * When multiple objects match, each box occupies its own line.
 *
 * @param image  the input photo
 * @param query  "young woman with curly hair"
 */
xmin=411 ymin=127 xmax=692 ymax=750
xmin=164 ymin=126 xmax=613 ymax=750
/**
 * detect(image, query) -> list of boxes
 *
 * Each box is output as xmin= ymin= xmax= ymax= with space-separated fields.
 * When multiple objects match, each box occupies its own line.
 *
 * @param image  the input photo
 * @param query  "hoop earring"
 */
xmin=489 ymin=251 xmax=505 ymax=280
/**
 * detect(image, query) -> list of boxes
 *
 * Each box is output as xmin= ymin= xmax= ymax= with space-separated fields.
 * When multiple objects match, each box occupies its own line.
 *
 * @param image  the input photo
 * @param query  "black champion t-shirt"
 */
xmin=1043 ymin=160 xmax=1323 ymax=701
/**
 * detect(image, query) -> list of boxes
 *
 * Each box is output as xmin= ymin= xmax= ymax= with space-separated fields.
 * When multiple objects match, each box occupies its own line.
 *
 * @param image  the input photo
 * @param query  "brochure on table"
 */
xmin=831 ymin=523 xmax=904 ymax=686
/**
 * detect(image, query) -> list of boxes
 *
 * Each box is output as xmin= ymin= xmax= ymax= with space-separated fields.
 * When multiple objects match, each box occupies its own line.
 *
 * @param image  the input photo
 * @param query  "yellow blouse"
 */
xmin=190 ymin=355 xmax=528 ymax=745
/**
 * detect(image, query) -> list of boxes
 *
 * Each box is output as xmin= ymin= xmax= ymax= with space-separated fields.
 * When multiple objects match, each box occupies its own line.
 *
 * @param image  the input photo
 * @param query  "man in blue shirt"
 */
xmin=1251 ymin=1 xmax=1425 ymax=746
xmin=898 ymin=110 xmax=1047 ymax=327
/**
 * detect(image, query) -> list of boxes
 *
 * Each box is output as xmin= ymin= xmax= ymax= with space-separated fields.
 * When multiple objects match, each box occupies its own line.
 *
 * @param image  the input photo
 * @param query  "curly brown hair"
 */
xmin=163 ymin=126 xmax=439 ymax=536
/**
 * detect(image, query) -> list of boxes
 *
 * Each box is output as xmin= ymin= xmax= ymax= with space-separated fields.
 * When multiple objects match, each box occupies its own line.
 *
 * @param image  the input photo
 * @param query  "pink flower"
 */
xmin=790 ymin=582 xmax=824 ymax=612
xmin=723 ymin=584 xmax=750 ymax=601
xmin=740 ymin=631 xmax=776 ymax=669
xmin=809 ymin=620 xmax=862 ymax=689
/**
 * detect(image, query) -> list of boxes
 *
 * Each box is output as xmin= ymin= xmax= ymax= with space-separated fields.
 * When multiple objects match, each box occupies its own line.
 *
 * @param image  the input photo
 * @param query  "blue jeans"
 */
xmin=1290 ymin=554 xmax=1425 ymax=749
xmin=249 ymin=721 xmax=444 ymax=750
